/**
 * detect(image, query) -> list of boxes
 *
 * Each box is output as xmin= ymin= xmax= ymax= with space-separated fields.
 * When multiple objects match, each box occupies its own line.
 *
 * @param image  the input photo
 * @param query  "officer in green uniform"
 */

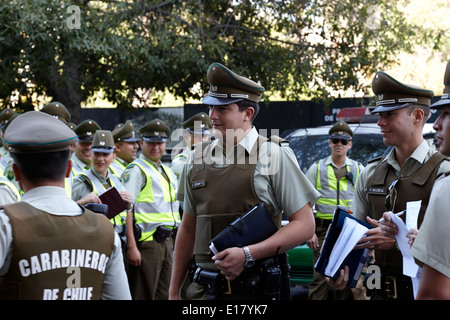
xmin=111 ymin=120 xmax=140 ymax=178
xmin=409 ymin=59 xmax=450 ymax=299
xmin=306 ymin=121 xmax=364 ymax=300
xmin=122 ymin=119 xmax=180 ymax=300
xmin=170 ymin=112 xmax=212 ymax=184
xmin=0 ymin=111 xmax=130 ymax=299
xmin=330 ymin=71 xmax=450 ymax=299
xmin=71 ymin=130 xmax=132 ymax=241
xmin=71 ymin=119 xmax=101 ymax=175
xmin=169 ymin=62 xmax=318 ymax=300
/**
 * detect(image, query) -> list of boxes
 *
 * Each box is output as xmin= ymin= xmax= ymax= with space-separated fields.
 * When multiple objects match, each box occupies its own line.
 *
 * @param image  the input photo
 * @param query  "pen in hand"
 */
xmin=377 ymin=210 xmax=406 ymax=223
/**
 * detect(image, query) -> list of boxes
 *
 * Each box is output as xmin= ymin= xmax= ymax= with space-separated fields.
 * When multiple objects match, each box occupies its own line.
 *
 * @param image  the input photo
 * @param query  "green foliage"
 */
xmin=0 ymin=0 xmax=443 ymax=121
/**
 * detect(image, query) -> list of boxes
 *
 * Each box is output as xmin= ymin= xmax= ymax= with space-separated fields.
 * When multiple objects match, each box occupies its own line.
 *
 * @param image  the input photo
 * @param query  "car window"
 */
xmin=286 ymin=122 xmax=435 ymax=173
xmin=287 ymin=134 xmax=388 ymax=173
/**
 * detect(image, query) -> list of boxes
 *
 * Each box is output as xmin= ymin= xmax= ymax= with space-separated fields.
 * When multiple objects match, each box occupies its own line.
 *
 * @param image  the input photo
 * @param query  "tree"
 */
xmin=0 ymin=0 xmax=443 ymax=122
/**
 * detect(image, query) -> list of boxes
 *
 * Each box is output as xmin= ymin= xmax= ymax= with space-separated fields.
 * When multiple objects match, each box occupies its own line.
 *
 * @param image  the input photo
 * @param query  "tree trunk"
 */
xmin=47 ymin=54 xmax=83 ymax=124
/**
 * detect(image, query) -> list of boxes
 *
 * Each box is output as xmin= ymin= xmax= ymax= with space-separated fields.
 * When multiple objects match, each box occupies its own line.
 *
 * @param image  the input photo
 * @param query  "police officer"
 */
xmin=169 ymin=62 xmax=318 ymax=300
xmin=408 ymin=60 xmax=450 ymax=299
xmin=111 ymin=120 xmax=140 ymax=178
xmin=122 ymin=118 xmax=180 ymax=300
xmin=306 ymin=121 xmax=364 ymax=300
xmin=0 ymin=111 xmax=131 ymax=299
xmin=331 ymin=71 xmax=450 ymax=299
xmin=170 ymin=112 xmax=212 ymax=184
xmin=71 ymin=130 xmax=132 ymax=244
xmin=71 ymin=119 xmax=101 ymax=175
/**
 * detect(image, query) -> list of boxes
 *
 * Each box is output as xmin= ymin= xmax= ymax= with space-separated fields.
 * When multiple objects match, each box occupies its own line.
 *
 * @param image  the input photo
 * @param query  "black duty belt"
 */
xmin=192 ymin=267 xmax=260 ymax=299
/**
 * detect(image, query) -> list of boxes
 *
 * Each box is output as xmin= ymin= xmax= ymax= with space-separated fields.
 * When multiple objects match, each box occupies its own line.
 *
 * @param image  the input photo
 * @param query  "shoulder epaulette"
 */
xmin=268 ymin=135 xmax=289 ymax=146
xmin=368 ymin=156 xmax=383 ymax=164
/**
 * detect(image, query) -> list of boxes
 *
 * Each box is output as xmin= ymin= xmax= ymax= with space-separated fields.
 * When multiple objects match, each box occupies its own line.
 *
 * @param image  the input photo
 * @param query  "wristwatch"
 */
xmin=243 ymin=246 xmax=255 ymax=267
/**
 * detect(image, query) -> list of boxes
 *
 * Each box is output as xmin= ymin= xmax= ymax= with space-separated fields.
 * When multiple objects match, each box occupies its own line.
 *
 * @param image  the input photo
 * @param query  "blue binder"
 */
xmin=314 ymin=206 xmax=372 ymax=288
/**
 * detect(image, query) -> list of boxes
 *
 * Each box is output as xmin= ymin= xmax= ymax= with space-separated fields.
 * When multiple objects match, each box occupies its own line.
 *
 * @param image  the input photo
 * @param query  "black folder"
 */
xmin=314 ymin=206 xmax=372 ymax=288
xmin=209 ymin=203 xmax=278 ymax=253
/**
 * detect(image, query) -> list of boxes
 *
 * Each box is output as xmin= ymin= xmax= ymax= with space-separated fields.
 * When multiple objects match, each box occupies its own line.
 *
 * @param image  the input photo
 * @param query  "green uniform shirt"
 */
xmin=71 ymin=154 xmax=90 ymax=174
xmin=351 ymin=140 xmax=450 ymax=221
xmin=71 ymin=168 xmax=113 ymax=200
xmin=178 ymin=127 xmax=320 ymax=218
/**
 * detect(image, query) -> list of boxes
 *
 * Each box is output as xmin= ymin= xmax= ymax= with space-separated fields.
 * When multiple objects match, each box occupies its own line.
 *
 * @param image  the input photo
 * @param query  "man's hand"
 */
xmin=354 ymin=216 xmax=396 ymax=250
xmin=407 ymin=228 xmax=418 ymax=247
xmin=326 ymin=266 xmax=349 ymax=291
xmin=307 ymin=233 xmax=320 ymax=251
xmin=379 ymin=211 xmax=398 ymax=238
xmin=212 ymin=247 xmax=246 ymax=281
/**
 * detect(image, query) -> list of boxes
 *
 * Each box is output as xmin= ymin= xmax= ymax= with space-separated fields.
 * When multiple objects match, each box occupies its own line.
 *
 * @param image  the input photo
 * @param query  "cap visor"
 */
xmin=430 ymin=98 xmax=450 ymax=109
xmin=201 ymin=95 xmax=243 ymax=106
xmin=142 ymin=137 xmax=167 ymax=143
xmin=371 ymin=103 xmax=412 ymax=114
xmin=186 ymin=128 xmax=209 ymax=134
xmin=120 ymin=136 xmax=140 ymax=142
xmin=77 ymin=136 xmax=93 ymax=142
xmin=92 ymin=147 xmax=114 ymax=153
xmin=330 ymin=134 xmax=352 ymax=140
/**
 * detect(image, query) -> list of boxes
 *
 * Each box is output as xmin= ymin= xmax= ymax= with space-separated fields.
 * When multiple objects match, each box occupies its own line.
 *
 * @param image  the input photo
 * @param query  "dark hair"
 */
xmin=237 ymin=100 xmax=259 ymax=122
xmin=11 ymin=150 xmax=70 ymax=184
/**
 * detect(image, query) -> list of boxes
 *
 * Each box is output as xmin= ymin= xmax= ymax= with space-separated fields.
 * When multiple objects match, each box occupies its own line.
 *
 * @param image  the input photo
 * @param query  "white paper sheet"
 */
xmin=389 ymin=202 xmax=420 ymax=279
xmin=324 ymin=217 xmax=368 ymax=277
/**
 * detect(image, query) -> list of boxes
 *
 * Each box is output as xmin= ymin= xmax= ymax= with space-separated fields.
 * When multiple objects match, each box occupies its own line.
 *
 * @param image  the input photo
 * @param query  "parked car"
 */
xmin=282 ymin=118 xmax=436 ymax=299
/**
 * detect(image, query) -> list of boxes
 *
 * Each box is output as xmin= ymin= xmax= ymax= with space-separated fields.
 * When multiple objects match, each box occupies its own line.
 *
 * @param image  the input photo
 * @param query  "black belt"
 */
xmin=193 ymin=267 xmax=260 ymax=299
xmin=315 ymin=217 xmax=332 ymax=229
xmin=369 ymin=273 xmax=414 ymax=300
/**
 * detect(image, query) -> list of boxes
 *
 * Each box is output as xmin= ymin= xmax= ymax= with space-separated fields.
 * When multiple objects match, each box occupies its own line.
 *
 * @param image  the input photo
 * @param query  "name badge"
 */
xmin=191 ymin=180 xmax=206 ymax=189
xmin=366 ymin=187 xmax=387 ymax=195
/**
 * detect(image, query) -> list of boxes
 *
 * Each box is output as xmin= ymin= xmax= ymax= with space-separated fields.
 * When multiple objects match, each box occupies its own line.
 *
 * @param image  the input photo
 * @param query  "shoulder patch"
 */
xmin=6 ymin=171 xmax=14 ymax=181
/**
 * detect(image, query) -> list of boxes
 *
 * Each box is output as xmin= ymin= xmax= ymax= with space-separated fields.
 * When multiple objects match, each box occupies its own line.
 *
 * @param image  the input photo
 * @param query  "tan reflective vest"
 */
xmin=0 ymin=203 xmax=114 ymax=300
xmin=189 ymin=136 xmax=282 ymax=267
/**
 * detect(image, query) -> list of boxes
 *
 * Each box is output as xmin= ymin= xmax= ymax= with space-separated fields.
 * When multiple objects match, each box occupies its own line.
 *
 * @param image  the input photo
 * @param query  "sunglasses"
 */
xmin=385 ymin=178 xmax=399 ymax=212
xmin=331 ymin=139 xmax=351 ymax=145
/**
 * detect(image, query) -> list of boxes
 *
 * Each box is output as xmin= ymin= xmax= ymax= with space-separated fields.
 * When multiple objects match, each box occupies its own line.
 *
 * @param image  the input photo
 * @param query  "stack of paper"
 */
xmin=324 ymin=217 xmax=369 ymax=277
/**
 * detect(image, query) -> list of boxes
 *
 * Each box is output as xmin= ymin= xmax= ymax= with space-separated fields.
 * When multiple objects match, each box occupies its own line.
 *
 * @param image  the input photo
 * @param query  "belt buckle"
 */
xmin=385 ymin=276 xmax=397 ymax=299
xmin=223 ymin=280 xmax=232 ymax=295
